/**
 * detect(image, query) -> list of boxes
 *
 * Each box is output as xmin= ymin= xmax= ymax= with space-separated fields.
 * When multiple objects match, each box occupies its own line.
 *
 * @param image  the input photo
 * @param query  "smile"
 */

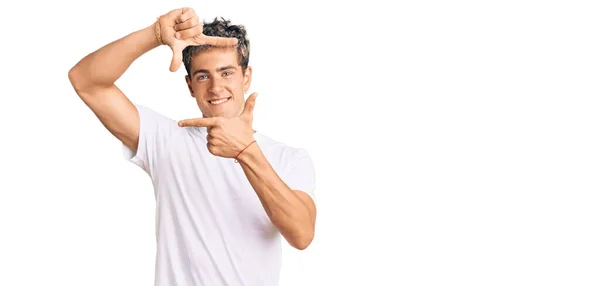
xmin=209 ymin=97 xmax=231 ymax=105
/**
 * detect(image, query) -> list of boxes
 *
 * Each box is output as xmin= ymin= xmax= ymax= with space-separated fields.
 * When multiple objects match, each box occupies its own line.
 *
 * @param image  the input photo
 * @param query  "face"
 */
xmin=185 ymin=48 xmax=252 ymax=118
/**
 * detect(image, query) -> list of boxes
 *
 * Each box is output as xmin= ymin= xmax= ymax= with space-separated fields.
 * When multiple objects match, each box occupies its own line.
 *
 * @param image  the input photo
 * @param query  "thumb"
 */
xmin=241 ymin=92 xmax=258 ymax=119
xmin=169 ymin=43 xmax=185 ymax=72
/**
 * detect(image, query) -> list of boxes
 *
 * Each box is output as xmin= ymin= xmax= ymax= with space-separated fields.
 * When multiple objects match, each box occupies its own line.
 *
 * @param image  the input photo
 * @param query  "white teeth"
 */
xmin=210 ymin=98 xmax=229 ymax=105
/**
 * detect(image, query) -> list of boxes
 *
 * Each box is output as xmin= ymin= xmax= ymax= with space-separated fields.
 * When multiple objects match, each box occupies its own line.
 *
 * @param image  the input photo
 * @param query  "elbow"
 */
xmin=68 ymin=66 xmax=85 ymax=92
xmin=290 ymin=230 xmax=314 ymax=250
xmin=68 ymin=66 xmax=113 ymax=95
xmin=68 ymin=67 xmax=76 ymax=85
xmin=68 ymin=66 xmax=101 ymax=95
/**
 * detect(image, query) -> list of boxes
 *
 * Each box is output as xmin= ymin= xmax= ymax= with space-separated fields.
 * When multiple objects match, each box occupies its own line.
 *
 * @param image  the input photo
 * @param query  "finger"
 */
xmin=174 ymin=16 xmax=199 ymax=31
xmin=176 ymin=7 xmax=196 ymax=24
xmin=241 ymin=92 xmax=258 ymax=119
xmin=207 ymin=134 xmax=225 ymax=146
xmin=196 ymin=35 xmax=239 ymax=47
xmin=164 ymin=7 xmax=193 ymax=24
xmin=207 ymin=142 xmax=219 ymax=155
xmin=176 ymin=25 xmax=203 ymax=40
xmin=178 ymin=117 xmax=218 ymax=127
xmin=169 ymin=44 xmax=184 ymax=72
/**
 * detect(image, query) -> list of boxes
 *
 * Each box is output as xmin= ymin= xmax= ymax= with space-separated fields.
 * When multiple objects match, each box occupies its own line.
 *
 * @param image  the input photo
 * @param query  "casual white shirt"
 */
xmin=122 ymin=104 xmax=316 ymax=286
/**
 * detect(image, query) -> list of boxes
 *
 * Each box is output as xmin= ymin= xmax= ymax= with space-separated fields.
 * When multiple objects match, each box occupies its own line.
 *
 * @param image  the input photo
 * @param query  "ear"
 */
xmin=185 ymin=75 xmax=195 ymax=98
xmin=243 ymin=66 xmax=253 ymax=93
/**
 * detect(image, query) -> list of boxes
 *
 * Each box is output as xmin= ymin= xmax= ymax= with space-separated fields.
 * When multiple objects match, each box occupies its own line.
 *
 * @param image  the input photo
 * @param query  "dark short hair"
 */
xmin=182 ymin=17 xmax=250 ymax=76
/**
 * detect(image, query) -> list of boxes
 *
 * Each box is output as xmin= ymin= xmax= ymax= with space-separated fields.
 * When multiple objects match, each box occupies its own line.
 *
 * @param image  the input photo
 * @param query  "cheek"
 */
xmin=227 ymin=78 xmax=246 ymax=93
xmin=191 ymin=83 xmax=206 ymax=98
xmin=225 ymin=79 xmax=240 ymax=90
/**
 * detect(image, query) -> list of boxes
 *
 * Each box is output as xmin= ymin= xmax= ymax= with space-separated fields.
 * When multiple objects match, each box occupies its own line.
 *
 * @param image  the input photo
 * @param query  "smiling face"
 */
xmin=185 ymin=48 xmax=252 ymax=118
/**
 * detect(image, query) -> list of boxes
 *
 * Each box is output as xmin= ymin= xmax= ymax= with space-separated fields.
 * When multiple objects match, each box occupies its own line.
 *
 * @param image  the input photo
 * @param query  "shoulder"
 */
xmin=133 ymin=104 xmax=177 ymax=124
xmin=255 ymin=131 xmax=313 ymax=168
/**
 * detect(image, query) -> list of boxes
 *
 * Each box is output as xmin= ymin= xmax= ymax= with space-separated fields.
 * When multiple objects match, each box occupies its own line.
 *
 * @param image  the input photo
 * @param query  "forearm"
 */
xmin=237 ymin=143 xmax=315 ymax=250
xmin=69 ymin=24 xmax=159 ymax=90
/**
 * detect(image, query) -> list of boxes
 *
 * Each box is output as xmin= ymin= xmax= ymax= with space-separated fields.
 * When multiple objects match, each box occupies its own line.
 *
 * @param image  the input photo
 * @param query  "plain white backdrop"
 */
xmin=1 ymin=0 xmax=599 ymax=285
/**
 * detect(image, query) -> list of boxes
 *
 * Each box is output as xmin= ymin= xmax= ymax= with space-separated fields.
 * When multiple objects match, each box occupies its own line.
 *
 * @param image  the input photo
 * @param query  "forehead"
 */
xmin=191 ymin=48 xmax=240 ymax=71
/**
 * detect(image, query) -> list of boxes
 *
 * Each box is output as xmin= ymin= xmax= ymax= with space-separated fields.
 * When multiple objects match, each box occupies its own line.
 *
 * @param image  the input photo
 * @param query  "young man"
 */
xmin=68 ymin=7 xmax=317 ymax=286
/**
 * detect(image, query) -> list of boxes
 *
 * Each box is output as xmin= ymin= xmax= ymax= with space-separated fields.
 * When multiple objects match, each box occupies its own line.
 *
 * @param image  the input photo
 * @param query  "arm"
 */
xmin=176 ymin=94 xmax=316 ymax=249
xmin=68 ymin=24 xmax=158 ymax=151
xmin=68 ymin=8 xmax=236 ymax=151
xmin=237 ymin=144 xmax=317 ymax=250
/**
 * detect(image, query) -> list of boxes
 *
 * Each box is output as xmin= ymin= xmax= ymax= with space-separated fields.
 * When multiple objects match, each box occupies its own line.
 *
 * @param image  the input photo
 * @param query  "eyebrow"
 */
xmin=192 ymin=65 xmax=238 ymax=76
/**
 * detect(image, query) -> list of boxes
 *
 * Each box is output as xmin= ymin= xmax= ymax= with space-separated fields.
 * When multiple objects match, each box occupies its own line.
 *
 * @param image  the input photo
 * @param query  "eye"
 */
xmin=223 ymin=71 xmax=233 ymax=77
xmin=196 ymin=75 xmax=208 ymax=81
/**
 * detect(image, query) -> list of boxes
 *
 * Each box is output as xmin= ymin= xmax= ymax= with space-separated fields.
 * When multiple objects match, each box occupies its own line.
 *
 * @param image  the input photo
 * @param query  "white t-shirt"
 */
xmin=122 ymin=104 xmax=316 ymax=286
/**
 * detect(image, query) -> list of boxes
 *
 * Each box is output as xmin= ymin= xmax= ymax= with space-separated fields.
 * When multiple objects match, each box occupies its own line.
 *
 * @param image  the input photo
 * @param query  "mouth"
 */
xmin=208 ymin=97 xmax=232 ymax=105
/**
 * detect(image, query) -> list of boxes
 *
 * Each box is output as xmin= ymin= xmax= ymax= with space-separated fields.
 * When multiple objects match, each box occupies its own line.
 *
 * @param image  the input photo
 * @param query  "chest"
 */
xmin=153 ymin=135 xmax=277 ymax=232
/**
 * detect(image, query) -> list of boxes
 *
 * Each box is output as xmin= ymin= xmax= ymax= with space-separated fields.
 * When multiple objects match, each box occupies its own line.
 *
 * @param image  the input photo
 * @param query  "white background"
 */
xmin=1 ymin=0 xmax=599 ymax=285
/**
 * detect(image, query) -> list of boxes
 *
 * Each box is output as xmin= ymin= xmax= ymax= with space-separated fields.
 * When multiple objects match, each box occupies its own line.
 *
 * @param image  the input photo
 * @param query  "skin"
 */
xmin=179 ymin=48 xmax=316 ymax=250
xmin=68 ymin=7 xmax=316 ymax=250
xmin=185 ymin=48 xmax=252 ymax=119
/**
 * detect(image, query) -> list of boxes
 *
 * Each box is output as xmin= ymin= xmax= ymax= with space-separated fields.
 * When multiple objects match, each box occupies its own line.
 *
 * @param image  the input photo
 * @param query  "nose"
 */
xmin=208 ymin=78 xmax=225 ymax=94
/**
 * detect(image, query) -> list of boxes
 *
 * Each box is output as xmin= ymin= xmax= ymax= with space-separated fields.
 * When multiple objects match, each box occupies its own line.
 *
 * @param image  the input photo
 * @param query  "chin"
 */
xmin=206 ymin=110 xmax=233 ymax=118
xmin=198 ymin=102 xmax=240 ymax=118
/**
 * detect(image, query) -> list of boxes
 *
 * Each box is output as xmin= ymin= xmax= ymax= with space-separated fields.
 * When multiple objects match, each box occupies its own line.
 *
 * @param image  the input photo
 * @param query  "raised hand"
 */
xmin=157 ymin=7 xmax=239 ymax=72
xmin=178 ymin=93 xmax=258 ymax=158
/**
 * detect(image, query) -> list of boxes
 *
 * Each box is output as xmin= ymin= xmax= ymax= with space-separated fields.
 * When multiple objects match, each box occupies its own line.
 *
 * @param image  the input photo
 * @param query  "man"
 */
xmin=68 ymin=7 xmax=317 ymax=286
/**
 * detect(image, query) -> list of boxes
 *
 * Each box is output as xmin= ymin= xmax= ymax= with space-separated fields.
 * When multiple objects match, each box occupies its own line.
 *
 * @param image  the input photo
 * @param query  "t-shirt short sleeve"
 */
xmin=122 ymin=104 xmax=177 ymax=177
xmin=283 ymin=148 xmax=317 ymax=202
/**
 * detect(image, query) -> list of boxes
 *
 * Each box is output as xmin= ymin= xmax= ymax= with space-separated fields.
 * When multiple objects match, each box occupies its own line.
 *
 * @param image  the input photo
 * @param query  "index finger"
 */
xmin=198 ymin=35 xmax=239 ymax=47
xmin=178 ymin=117 xmax=218 ymax=127
xmin=176 ymin=7 xmax=196 ymax=24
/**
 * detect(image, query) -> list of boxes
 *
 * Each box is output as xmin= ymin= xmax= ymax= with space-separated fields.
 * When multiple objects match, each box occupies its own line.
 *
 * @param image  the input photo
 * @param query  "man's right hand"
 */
xmin=158 ymin=7 xmax=239 ymax=72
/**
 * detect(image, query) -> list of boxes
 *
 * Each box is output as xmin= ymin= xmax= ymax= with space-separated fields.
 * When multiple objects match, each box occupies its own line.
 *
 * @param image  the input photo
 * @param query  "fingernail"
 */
xmin=175 ymin=33 xmax=180 ymax=39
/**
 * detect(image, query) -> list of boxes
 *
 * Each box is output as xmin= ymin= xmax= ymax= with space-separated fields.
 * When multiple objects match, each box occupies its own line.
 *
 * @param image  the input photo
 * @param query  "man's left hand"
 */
xmin=177 ymin=93 xmax=258 ymax=158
